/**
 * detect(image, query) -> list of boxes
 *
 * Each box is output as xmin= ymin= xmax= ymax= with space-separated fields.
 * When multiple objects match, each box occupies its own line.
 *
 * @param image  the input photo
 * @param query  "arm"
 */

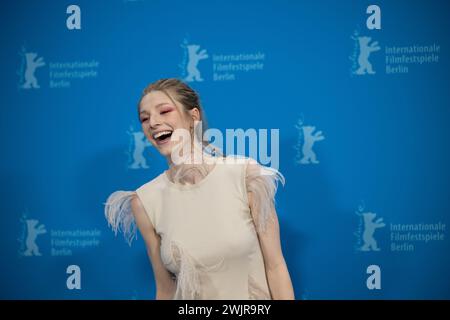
xmin=248 ymin=192 xmax=295 ymax=300
xmin=246 ymin=162 xmax=295 ymax=300
xmin=130 ymin=195 xmax=176 ymax=300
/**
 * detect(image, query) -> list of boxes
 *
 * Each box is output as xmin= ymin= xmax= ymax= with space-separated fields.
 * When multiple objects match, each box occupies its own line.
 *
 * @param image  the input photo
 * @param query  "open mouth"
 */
xmin=152 ymin=130 xmax=173 ymax=145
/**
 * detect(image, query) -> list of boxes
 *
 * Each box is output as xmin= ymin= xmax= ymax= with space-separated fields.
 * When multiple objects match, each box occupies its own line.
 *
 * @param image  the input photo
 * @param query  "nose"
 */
xmin=149 ymin=113 xmax=162 ymax=129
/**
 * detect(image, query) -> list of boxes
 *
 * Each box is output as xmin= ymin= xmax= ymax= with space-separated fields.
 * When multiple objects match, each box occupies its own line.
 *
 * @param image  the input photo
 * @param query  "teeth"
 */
xmin=153 ymin=130 xmax=172 ymax=139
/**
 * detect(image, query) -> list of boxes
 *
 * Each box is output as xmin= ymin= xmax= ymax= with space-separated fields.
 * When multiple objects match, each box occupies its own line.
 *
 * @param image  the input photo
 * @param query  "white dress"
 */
xmin=104 ymin=155 xmax=284 ymax=299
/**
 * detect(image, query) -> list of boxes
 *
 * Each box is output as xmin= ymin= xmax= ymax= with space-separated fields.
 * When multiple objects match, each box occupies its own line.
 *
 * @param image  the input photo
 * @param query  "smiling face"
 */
xmin=138 ymin=90 xmax=199 ymax=160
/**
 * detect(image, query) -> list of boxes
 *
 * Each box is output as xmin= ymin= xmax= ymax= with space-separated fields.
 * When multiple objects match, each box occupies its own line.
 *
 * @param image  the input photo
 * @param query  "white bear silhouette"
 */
xmin=128 ymin=130 xmax=151 ymax=169
xmin=360 ymin=212 xmax=385 ymax=251
xmin=354 ymin=36 xmax=380 ymax=75
xmin=299 ymin=126 xmax=325 ymax=164
xmin=184 ymin=44 xmax=208 ymax=82
xmin=24 ymin=219 xmax=47 ymax=256
xmin=22 ymin=52 xmax=46 ymax=89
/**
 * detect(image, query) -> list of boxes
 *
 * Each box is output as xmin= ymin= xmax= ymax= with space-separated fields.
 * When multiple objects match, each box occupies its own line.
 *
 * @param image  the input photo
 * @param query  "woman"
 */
xmin=104 ymin=78 xmax=294 ymax=299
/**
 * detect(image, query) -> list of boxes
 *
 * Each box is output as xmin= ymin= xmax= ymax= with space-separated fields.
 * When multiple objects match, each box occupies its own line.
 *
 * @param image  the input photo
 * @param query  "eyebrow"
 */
xmin=139 ymin=102 xmax=171 ymax=115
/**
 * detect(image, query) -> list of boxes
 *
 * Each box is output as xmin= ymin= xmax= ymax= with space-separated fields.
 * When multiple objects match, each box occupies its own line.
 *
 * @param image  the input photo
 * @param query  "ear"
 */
xmin=189 ymin=107 xmax=201 ymax=122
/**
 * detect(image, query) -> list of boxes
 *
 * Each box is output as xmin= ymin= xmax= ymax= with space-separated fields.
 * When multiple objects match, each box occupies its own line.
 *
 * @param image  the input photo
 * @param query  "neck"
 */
xmin=166 ymin=140 xmax=207 ymax=168
xmin=165 ymin=144 xmax=217 ymax=185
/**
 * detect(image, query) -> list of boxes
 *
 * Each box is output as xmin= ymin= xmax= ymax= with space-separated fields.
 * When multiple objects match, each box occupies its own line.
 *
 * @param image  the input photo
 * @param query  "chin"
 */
xmin=157 ymin=145 xmax=173 ymax=158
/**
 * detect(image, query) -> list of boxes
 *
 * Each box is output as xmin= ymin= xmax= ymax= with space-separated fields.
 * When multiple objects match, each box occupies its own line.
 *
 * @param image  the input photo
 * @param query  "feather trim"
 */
xmin=170 ymin=241 xmax=224 ymax=300
xmin=246 ymin=159 xmax=285 ymax=233
xmin=248 ymin=275 xmax=271 ymax=300
xmin=104 ymin=190 xmax=137 ymax=246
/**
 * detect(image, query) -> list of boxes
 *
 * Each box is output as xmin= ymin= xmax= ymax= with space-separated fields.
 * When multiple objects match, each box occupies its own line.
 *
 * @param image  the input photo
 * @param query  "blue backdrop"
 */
xmin=1 ymin=0 xmax=449 ymax=299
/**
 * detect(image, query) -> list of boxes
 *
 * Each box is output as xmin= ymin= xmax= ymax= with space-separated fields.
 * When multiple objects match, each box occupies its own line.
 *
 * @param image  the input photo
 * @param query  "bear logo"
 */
xmin=22 ymin=52 xmax=46 ymax=89
xmin=297 ymin=125 xmax=325 ymax=164
xmin=24 ymin=219 xmax=47 ymax=256
xmin=360 ymin=212 xmax=385 ymax=251
xmin=354 ymin=36 xmax=380 ymax=75
xmin=184 ymin=44 xmax=208 ymax=82
xmin=127 ymin=128 xmax=151 ymax=169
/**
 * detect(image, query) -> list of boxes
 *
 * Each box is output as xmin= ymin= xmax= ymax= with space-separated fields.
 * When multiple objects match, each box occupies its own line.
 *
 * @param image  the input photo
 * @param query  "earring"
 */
xmin=190 ymin=126 xmax=195 ymax=148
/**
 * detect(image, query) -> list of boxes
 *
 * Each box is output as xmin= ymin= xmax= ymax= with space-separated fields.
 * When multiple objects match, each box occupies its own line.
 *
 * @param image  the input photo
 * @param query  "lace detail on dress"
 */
xmin=245 ymin=159 xmax=285 ymax=233
xmin=248 ymin=275 xmax=271 ymax=300
xmin=104 ymin=190 xmax=137 ymax=246
xmin=170 ymin=241 xmax=224 ymax=300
